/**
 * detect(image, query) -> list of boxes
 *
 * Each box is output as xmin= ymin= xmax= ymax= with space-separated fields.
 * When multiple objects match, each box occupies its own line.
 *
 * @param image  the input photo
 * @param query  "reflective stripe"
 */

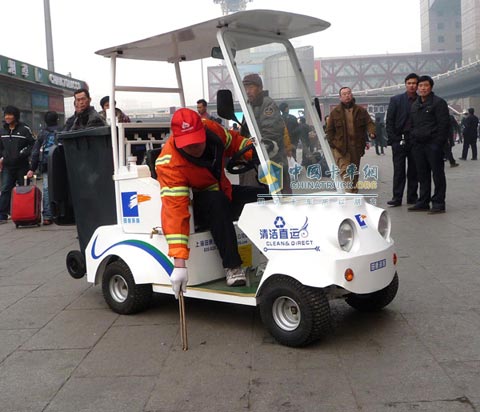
xmin=224 ymin=129 xmax=232 ymax=150
xmin=155 ymin=155 xmax=172 ymax=166
xmin=239 ymin=138 xmax=249 ymax=150
xmin=165 ymin=234 xmax=189 ymax=245
xmin=204 ymin=183 xmax=219 ymax=191
xmin=160 ymin=186 xmax=190 ymax=197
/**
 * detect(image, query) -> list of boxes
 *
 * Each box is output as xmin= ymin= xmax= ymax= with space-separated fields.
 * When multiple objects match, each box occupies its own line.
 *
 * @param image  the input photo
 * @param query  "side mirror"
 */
xmin=217 ymin=89 xmax=240 ymax=123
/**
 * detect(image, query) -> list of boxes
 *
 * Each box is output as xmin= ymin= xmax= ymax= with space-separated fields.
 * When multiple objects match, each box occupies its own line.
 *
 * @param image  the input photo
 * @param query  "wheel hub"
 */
xmin=272 ymin=296 xmax=301 ymax=331
xmin=109 ymin=274 xmax=129 ymax=303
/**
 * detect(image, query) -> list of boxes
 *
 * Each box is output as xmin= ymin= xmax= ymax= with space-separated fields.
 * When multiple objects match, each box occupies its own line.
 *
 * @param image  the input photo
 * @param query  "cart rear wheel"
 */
xmin=66 ymin=250 xmax=86 ymax=279
xmin=102 ymin=260 xmax=152 ymax=314
xmin=346 ymin=272 xmax=399 ymax=312
xmin=259 ymin=276 xmax=332 ymax=347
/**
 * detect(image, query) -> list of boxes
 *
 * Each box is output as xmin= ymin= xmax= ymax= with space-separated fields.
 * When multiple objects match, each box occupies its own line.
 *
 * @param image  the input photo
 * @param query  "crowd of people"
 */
xmin=0 ymin=88 xmax=131 ymax=224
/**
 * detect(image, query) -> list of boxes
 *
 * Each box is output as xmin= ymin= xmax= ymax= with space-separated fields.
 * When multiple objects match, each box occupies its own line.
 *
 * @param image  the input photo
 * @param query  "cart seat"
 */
xmin=145 ymin=148 xmax=162 ymax=179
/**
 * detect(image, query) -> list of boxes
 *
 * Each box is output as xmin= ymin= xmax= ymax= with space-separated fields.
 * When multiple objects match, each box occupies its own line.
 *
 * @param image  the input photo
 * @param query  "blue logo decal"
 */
xmin=354 ymin=214 xmax=367 ymax=228
xmin=122 ymin=192 xmax=139 ymax=217
xmin=274 ymin=216 xmax=286 ymax=228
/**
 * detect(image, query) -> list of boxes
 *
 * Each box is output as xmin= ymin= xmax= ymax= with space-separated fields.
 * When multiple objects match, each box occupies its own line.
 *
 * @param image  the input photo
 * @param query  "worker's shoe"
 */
xmin=226 ymin=266 xmax=247 ymax=287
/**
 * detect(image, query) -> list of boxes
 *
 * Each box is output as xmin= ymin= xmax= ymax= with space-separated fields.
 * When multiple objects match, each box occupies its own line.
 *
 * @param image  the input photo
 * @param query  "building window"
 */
xmin=456 ymin=35 xmax=461 ymax=42
xmin=438 ymin=36 xmax=445 ymax=43
xmin=437 ymin=22 xmax=444 ymax=30
xmin=456 ymin=21 xmax=461 ymax=29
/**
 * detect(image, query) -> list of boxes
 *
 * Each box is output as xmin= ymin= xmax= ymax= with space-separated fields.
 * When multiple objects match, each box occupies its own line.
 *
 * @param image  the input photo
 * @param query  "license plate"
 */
xmin=370 ymin=258 xmax=386 ymax=272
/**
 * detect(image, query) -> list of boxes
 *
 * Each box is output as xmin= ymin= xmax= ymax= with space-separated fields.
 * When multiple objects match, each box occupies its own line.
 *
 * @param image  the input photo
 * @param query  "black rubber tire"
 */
xmin=66 ymin=250 xmax=86 ymax=279
xmin=259 ymin=276 xmax=332 ymax=347
xmin=102 ymin=260 xmax=152 ymax=315
xmin=345 ymin=272 xmax=399 ymax=312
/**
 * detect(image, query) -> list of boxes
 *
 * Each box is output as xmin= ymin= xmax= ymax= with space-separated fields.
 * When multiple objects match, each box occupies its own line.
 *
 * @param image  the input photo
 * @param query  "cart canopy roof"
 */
xmin=95 ymin=10 xmax=330 ymax=62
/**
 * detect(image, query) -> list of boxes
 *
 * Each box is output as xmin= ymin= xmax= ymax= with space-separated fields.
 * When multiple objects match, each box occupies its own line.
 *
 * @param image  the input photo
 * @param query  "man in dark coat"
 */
xmin=0 ymin=106 xmax=35 ymax=223
xmin=64 ymin=89 xmax=106 ymax=131
xmin=409 ymin=75 xmax=449 ymax=214
xmin=385 ymin=73 xmax=419 ymax=207
xmin=459 ymin=107 xmax=479 ymax=160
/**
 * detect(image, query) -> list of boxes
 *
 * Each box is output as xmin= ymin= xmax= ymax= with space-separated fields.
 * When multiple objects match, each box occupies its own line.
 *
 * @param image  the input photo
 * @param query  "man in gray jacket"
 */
xmin=241 ymin=73 xmax=290 ymax=193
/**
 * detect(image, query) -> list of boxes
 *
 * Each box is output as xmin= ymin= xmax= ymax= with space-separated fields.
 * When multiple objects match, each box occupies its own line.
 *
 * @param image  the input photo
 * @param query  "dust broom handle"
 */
xmin=179 ymin=291 xmax=188 ymax=351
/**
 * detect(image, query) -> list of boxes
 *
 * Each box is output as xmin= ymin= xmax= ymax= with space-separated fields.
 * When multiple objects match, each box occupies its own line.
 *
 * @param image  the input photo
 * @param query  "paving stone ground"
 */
xmin=0 ymin=145 xmax=479 ymax=412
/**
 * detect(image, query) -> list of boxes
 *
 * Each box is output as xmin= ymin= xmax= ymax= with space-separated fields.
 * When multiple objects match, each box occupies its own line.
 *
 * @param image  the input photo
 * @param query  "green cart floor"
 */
xmin=190 ymin=273 xmax=261 ymax=295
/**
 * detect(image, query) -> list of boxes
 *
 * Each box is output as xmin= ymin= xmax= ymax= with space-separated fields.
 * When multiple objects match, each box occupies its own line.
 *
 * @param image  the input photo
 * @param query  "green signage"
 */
xmin=0 ymin=55 xmax=87 ymax=93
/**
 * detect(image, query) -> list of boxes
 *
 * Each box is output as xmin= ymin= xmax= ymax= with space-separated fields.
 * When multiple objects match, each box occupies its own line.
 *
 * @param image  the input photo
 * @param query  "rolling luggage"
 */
xmin=11 ymin=176 xmax=42 ymax=228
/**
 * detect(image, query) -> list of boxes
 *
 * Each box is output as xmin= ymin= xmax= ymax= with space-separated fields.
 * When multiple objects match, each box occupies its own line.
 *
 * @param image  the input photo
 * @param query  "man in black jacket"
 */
xmin=63 ymin=88 xmax=106 ymax=131
xmin=0 ymin=106 xmax=35 ymax=223
xmin=459 ymin=107 xmax=479 ymax=160
xmin=385 ymin=73 xmax=419 ymax=207
xmin=409 ymin=75 xmax=449 ymax=214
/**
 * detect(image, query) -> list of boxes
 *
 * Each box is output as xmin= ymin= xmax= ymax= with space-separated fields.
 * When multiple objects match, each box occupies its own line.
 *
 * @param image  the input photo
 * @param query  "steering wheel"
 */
xmin=226 ymin=143 xmax=258 ymax=174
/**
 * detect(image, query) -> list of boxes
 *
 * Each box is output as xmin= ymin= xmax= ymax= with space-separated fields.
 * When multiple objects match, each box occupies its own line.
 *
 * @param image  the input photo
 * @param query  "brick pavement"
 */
xmin=0 ymin=145 xmax=479 ymax=412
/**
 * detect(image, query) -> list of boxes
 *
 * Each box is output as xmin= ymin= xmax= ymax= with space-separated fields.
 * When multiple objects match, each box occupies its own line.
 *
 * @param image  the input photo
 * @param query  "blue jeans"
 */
xmin=42 ymin=172 xmax=52 ymax=219
xmin=0 ymin=167 xmax=29 ymax=219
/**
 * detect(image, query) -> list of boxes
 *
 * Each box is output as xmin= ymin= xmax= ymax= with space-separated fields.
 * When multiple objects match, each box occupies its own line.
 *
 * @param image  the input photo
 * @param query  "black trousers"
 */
xmin=193 ymin=185 xmax=268 ymax=269
xmin=462 ymin=136 xmax=477 ymax=160
xmin=391 ymin=141 xmax=418 ymax=204
xmin=412 ymin=142 xmax=446 ymax=209
xmin=444 ymin=143 xmax=456 ymax=165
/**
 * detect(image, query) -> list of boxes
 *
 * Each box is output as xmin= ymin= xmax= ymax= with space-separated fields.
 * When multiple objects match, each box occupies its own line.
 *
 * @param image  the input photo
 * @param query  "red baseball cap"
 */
xmin=171 ymin=108 xmax=206 ymax=148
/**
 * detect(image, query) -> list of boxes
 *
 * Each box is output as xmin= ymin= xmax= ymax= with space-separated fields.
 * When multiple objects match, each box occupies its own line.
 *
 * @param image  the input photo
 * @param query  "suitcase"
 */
xmin=11 ymin=176 xmax=42 ymax=228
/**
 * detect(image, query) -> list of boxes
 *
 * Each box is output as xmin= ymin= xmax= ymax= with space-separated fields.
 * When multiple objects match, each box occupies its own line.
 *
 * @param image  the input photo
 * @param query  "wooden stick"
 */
xmin=179 ymin=291 xmax=188 ymax=351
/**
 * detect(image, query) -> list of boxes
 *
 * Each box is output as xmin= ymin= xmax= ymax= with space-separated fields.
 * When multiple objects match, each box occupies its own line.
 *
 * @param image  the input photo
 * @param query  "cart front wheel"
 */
xmin=66 ymin=250 xmax=86 ymax=279
xmin=102 ymin=260 xmax=152 ymax=315
xmin=259 ymin=276 xmax=332 ymax=347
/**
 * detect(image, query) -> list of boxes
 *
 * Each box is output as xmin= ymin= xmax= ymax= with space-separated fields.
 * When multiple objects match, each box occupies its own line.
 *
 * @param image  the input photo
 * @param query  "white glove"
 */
xmin=170 ymin=267 xmax=188 ymax=299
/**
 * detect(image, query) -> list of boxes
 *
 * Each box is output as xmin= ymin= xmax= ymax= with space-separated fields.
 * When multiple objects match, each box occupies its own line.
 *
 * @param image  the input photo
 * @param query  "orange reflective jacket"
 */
xmin=155 ymin=119 xmax=252 ymax=260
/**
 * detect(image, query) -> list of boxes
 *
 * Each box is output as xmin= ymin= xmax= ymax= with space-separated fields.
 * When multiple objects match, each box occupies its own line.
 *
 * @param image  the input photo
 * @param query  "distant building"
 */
xmin=421 ymin=0 xmax=480 ymax=63
xmin=420 ymin=0 xmax=462 ymax=53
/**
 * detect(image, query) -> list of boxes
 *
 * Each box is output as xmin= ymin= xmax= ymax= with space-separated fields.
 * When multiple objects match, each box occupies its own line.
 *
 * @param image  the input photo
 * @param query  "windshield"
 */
xmin=212 ymin=30 xmax=345 ymax=197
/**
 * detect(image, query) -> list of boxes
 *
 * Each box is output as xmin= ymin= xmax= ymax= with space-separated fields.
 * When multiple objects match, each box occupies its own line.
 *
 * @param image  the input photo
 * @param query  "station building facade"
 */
xmin=0 ymin=55 xmax=87 ymax=135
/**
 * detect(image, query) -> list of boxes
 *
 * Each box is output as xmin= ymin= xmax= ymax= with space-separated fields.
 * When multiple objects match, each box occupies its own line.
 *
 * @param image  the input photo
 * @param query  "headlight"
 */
xmin=338 ymin=219 xmax=355 ymax=251
xmin=378 ymin=211 xmax=391 ymax=239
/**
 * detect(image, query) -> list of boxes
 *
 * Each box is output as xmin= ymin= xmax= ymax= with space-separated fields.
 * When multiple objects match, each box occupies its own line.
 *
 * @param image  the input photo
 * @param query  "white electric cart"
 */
xmin=72 ymin=10 xmax=398 ymax=347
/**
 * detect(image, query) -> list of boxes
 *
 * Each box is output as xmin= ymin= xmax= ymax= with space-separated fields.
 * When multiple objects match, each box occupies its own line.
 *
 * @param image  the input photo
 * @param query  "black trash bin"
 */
xmin=55 ymin=126 xmax=117 ymax=278
xmin=48 ymin=144 xmax=75 ymax=226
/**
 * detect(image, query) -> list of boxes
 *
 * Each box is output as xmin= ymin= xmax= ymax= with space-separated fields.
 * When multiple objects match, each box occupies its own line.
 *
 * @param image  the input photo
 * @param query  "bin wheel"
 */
xmin=259 ymin=276 xmax=332 ymax=347
xmin=66 ymin=250 xmax=86 ymax=279
xmin=102 ymin=260 xmax=152 ymax=315
xmin=345 ymin=272 xmax=399 ymax=312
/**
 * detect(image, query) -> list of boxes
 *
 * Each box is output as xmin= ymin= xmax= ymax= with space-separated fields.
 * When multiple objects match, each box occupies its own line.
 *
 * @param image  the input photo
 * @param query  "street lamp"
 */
xmin=44 ymin=0 xmax=55 ymax=71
